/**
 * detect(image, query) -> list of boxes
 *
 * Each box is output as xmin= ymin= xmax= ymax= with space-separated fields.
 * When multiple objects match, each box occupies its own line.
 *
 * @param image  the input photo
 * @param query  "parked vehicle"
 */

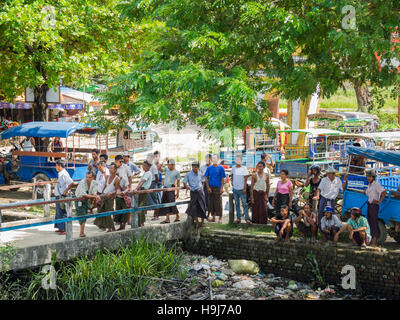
xmin=307 ymin=111 xmax=379 ymax=134
xmin=106 ymin=122 xmax=154 ymax=160
xmin=275 ymin=129 xmax=375 ymax=179
xmin=0 ymin=121 xmax=103 ymax=191
xmin=219 ymin=118 xmax=289 ymax=169
xmin=341 ymin=146 xmax=400 ymax=244
xmin=356 ymin=131 xmax=400 ymax=151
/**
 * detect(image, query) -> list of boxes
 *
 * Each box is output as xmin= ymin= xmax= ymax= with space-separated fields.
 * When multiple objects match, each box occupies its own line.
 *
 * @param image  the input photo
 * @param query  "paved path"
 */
xmin=0 ymin=197 xmax=231 ymax=249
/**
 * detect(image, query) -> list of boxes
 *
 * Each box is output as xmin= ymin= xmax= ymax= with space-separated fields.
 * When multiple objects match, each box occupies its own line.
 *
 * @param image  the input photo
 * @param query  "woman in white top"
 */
xmin=94 ymin=163 xmax=119 ymax=232
xmin=22 ymin=137 xmax=36 ymax=152
xmin=250 ymin=161 xmax=270 ymax=225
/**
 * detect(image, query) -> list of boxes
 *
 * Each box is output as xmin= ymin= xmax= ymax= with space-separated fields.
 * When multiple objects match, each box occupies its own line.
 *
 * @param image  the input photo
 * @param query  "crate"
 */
xmin=275 ymin=160 xmax=309 ymax=179
xmin=283 ymin=145 xmax=309 ymax=160
xmin=378 ymin=176 xmax=400 ymax=192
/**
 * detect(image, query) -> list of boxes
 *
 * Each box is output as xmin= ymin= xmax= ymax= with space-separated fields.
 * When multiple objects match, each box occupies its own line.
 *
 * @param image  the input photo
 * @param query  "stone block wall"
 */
xmin=183 ymin=229 xmax=400 ymax=298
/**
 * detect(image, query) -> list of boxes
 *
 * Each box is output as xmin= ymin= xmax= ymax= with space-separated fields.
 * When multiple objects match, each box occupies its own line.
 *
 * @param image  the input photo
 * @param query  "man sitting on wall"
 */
xmin=271 ymin=205 xmax=293 ymax=243
xmin=333 ymin=207 xmax=371 ymax=250
xmin=320 ymin=206 xmax=342 ymax=242
xmin=294 ymin=203 xmax=317 ymax=241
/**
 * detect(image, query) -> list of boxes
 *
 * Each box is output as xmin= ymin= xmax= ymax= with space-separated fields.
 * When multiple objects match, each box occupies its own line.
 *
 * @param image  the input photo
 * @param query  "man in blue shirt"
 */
xmin=183 ymin=161 xmax=207 ymax=228
xmin=204 ymin=155 xmax=226 ymax=223
xmin=123 ymin=152 xmax=141 ymax=177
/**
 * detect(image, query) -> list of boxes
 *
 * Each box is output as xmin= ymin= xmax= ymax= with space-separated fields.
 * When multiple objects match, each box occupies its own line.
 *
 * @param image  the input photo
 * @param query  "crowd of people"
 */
xmin=51 ymin=148 xmax=387 ymax=249
xmin=186 ymin=151 xmax=385 ymax=249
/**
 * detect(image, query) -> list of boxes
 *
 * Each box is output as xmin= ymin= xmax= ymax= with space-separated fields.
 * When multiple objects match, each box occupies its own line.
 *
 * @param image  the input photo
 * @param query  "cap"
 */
xmin=366 ymin=169 xmax=377 ymax=177
xmin=310 ymin=164 xmax=321 ymax=172
xmin=123 ymin=151 xmax=130 ymax=157
xmin=167 ymin=159 xmax=176 ymax=165
xmin=324 ymin=206 xmax=334 ymax=213
xmin=326 ymin=167 xmax=337 ymax=174
xmin=351 ymin=207 xmax=362 ymax=214
xmin=191 ymin=161 xmax=200 ymax=167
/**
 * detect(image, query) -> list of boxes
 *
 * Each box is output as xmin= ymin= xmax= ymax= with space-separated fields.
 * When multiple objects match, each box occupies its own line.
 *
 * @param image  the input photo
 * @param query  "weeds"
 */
xmin=24 ymin=237 xmax=187 ymax=300
xmin=306 ymin=252 xmax=330 ymax=288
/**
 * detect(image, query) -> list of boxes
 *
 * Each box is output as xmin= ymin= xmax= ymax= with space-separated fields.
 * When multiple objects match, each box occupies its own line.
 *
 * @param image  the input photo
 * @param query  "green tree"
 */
xmin=97 ymin=0 xmax=277 ymax=135
xmin=0 ymin=0 xmax=139 ymax=121
xmin=100 ymin=0 xmax=399 ymax=133
xmin=259 ymin=0 xmax=400 ymax=112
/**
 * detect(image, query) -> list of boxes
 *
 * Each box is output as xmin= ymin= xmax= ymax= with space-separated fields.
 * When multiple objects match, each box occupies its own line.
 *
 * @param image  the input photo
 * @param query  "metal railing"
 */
xmin=0 ymin=187 xmax=190 ymax=242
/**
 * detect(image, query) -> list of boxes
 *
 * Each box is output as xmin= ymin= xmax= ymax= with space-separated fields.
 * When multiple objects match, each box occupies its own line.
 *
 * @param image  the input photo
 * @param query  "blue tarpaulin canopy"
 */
xmin=0 ymin=122 xmax=90 ymax=139
xmin=348 ymin=146 xmax=400 ymax=167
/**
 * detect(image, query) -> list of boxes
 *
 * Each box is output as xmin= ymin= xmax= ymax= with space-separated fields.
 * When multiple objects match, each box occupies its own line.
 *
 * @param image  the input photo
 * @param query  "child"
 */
xmin=270 ymin=205 xmax=293 ymax=243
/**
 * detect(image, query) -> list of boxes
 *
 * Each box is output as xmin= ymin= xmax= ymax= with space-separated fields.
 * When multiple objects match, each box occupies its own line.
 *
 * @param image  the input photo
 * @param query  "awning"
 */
xmin=0 ymin=103 xmax=32 ymax=109
xmin=0 ymin=102 xmax=84 ymax=110
xmin=347 ymin=146 xmax=400 ymax=167
xmin=0 ymin=121 xmax=90 ymax=139
xmin=48 ymin=104 xmax=83 ymax=110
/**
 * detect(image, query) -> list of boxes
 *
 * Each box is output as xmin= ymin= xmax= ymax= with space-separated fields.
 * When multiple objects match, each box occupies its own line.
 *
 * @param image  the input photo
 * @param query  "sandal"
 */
xmin=246 ymin=220 xmax=252 ymax=225
xmin=174 ymin=219 xmax=180 ymax=223
xmin=160 ymin=220 xmax=170 ymax=224
xmin=79 ymin=234 xmax=86 ymax=238
xmin=233 ymin=219 xmax=240 ymax=224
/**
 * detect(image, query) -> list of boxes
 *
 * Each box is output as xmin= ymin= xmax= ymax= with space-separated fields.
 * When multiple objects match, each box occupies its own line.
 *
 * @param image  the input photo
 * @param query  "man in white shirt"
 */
xmin=115 ymin=155 xmax=132 ymax=189
xmin=231 ymin=155 xmax=250 ymax=223
xmin=132 ymin=160 xmax=153 ymax=227
xmin=54 ymin=160 xmax=74 ymax=235
xmin=123 ymin=152 xmax=141 ymax=177
xmin=96 ymin=161 xmax=109 ymax=193
xmin=146 ymin=153 xmax=160 ymax=219
xmin=75 ymin=171 xmax=98 ymax=237
xmin=315 ymin=167 xmax=347 ymax=227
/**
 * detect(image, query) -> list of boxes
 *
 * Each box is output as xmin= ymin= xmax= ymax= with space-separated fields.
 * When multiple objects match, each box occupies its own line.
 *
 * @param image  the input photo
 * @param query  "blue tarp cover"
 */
xmin=1 ymin=122 xmax=88 ymax=139
xmin=347 ymin=146 xmax=400 ymax=167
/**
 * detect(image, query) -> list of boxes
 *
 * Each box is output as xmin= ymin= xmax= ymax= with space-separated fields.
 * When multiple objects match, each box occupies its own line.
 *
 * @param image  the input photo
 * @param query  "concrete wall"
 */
xmin=2 ymin=220 xmax=190 ymax=271
xmin=184 ymin=228 xmax=400 ymax=298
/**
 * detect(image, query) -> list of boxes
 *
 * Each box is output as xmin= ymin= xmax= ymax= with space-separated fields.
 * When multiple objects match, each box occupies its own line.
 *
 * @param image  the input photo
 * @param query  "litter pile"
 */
xmin=150 ymin=254 xmax=368 ymax=300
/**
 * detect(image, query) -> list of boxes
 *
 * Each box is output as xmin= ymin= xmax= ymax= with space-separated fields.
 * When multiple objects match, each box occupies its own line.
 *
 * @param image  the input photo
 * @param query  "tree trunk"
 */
xmin=33 ymin=84 xmax=49 ymax=121
xmin=353 ymin=80 xmax=371 ymax=113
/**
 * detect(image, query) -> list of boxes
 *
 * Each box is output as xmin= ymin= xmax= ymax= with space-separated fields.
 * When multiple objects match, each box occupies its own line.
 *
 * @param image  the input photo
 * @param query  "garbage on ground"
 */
xmin=228 ymin=259 xmax=260 ymax=275
xmin=160 ymin=253 xmax=366 ymax=300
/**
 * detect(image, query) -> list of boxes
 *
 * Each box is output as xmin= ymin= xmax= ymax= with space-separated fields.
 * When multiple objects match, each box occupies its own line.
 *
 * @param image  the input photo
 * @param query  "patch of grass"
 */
xmin=279 ymin=86 xmax=398 ymax=113
xmin=15 ymin=206 xmax=56 ymax=215
xmin=23 ymin=237 xmax=188 ymax=300
xmin=206 ymin=221 xmax=350 ymax=243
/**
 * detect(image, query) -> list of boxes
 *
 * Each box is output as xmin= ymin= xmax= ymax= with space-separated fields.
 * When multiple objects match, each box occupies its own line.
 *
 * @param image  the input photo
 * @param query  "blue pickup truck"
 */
xmin=341 ymin=146 xmax=400 ymax=244
xmin=0 ymin=121 xmax=99 ymax=188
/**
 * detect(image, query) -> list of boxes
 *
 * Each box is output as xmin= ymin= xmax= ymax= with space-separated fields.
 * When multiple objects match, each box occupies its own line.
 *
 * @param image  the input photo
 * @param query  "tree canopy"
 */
xmin=0 ymin=0 xmax=139 ymax=120
xmin=98 ymin=0 xmax=400 ymax=129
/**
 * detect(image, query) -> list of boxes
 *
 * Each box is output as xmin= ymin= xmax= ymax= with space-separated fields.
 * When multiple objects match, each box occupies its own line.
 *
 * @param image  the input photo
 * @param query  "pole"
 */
xmin=65 ymin=201 xmax=73 ymax=241
xmin=43 ymin=184 xmax=51 ymax=217
xmin=228 ymin=192 xmax=234 ymax=224
xmin=398 ymin=83 xmax=400 ymax=126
